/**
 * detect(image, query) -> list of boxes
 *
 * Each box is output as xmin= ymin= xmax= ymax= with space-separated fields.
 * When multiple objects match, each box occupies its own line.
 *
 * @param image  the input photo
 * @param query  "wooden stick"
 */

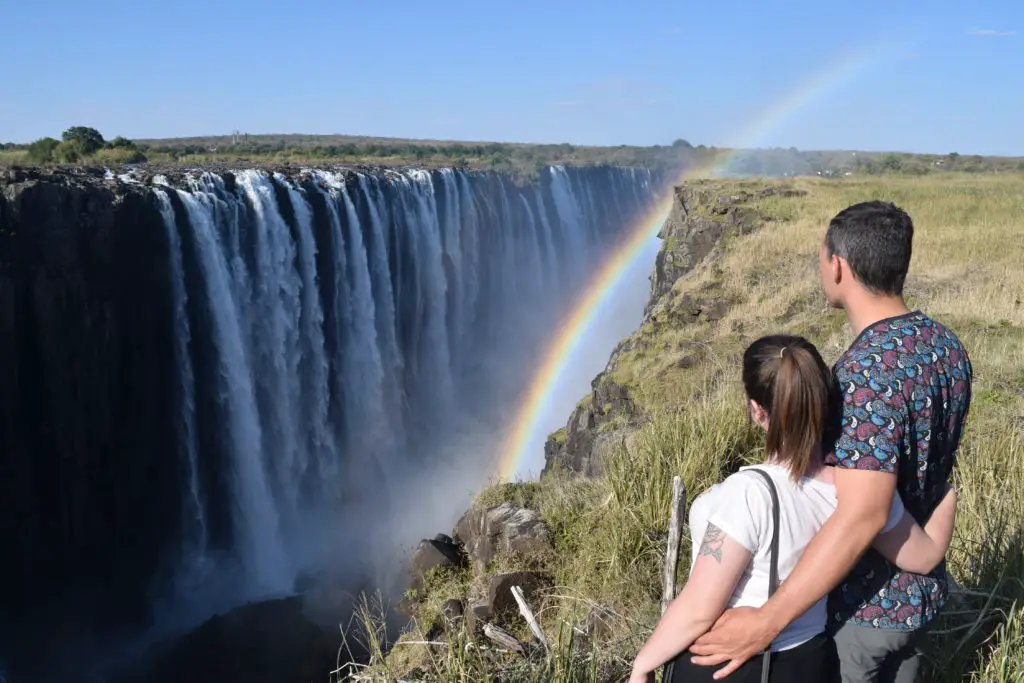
xmin=661 ymin=475 xmax=687 ymax=683
xmin=511 ymin=585 xmax=549 ymax=652
xmin=482 ymin=623 xmax=525 ymax=654
xmin=661 ymin=475 xmax=687 ymax=616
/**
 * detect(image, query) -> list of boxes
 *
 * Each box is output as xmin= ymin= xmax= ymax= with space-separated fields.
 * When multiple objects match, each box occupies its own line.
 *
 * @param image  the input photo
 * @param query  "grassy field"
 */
xmin=349 ymin=173 xmax=1024 ymax=682
xmin=0 ymin=149 xmax=27 ymax=165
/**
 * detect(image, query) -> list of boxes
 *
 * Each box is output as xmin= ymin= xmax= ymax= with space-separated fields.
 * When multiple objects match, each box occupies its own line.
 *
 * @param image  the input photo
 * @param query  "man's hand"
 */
xmin=687 ymin=606 xmax=778 ymax=679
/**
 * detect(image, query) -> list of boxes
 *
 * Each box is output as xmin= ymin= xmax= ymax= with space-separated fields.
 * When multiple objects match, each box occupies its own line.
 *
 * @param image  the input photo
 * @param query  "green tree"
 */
xmin=672 ymin=138 xmax=693 ymax=149
xmin=106 ymin=136 xmax=137 ymax=150
xmin=61 ymin=126 xmax=105 ymax=155
xmin=880 ymin=154 xmax=903 ymax=172
xmin=26 ymin=137 xmax=60 ymax=163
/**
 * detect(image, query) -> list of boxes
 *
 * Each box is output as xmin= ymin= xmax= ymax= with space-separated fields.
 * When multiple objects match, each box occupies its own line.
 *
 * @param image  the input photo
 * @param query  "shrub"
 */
xmin=92 ymin=147 xmax=148 ymax=165
xmin=26 ymin=137 xmax=60 ymax=163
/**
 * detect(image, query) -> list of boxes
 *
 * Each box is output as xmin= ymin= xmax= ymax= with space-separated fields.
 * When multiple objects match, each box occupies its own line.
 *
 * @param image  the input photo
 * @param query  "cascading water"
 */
xmin=154 ymin=188 xmax=208 ymax=589
xmin=173 ymin=188 xmax=288 ymax=593
xmin=0 ymin=164 xmax=658 ymax=678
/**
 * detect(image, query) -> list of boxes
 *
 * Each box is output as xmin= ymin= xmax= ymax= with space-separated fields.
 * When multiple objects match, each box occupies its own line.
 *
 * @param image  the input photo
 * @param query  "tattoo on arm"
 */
xmin=699 ymin=523 xmax=725 ymax=564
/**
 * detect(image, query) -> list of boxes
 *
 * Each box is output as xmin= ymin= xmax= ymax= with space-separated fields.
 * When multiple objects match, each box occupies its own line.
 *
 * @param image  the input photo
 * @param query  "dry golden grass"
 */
xmin=0 ymin=149 xmax=27 ymax=165
xmin=352 ymin=173 xmax=1024 ymax=682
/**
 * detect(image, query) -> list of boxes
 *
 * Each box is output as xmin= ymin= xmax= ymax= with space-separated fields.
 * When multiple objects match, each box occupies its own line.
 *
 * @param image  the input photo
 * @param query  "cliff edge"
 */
xmin=542 ymin=183 xmax=802 ymax=477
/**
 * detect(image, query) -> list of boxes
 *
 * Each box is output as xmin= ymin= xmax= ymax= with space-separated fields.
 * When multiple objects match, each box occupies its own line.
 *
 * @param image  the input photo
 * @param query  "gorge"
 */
xmin=0 ymin=163 xmax=661 ymax=680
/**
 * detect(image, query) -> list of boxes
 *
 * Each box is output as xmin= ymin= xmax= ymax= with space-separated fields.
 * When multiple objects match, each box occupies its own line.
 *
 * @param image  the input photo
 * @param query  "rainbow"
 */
xmin=494 ymin=44 xmax=891 ymax=481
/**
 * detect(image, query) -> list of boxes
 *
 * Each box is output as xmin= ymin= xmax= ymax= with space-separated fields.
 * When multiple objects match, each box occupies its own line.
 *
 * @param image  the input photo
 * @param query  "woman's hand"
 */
xmin=628 ymin=519 xmax=755 ymax=680
xmin=628 ymin=665 xmax=656 ymax=683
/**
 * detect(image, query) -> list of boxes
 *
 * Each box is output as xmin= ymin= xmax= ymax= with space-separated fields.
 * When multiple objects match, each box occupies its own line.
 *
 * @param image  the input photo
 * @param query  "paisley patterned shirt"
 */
xmin=824 ymin=311 xmax=972 ymax=630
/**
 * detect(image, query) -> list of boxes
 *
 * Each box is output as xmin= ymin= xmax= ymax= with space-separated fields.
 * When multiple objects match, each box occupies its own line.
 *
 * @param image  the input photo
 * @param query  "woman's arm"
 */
xmin=629 ymin=523 xmax=752 ymax=682
xmin=871 ymin=483 xmax=957 ymax=574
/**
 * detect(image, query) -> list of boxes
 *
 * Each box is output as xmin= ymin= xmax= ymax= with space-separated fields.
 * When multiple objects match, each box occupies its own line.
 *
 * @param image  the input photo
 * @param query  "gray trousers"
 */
xmin=830 ymin=621 xmax=926 ymax=683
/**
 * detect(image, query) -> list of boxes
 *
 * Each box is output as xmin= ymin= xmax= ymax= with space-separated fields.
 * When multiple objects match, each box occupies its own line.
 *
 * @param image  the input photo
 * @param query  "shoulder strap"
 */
xmin=745 ymin=467 xmax=781 ymax=683
xmin=745 ymin=468 xmax=781 ymax=594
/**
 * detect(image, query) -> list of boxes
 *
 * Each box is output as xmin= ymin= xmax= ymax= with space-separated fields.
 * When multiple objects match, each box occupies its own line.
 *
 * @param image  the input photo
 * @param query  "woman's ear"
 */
xmin=749 ymin=399 xmax=770 ymax=431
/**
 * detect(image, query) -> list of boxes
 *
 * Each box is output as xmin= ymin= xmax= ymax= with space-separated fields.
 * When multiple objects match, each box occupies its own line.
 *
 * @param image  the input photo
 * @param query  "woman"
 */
xmin=629 ymin=335 xmax=957 ymax=683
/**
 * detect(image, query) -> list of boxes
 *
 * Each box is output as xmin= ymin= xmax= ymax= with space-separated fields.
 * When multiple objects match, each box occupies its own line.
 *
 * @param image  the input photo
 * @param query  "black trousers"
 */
xmin=669 ymin=634 xmax=838 ymax=683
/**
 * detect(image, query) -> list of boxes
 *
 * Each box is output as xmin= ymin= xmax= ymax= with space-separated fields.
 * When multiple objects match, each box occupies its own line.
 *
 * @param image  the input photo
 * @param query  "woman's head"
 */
xmin=742 ymin=334 xmax=831 ymax=479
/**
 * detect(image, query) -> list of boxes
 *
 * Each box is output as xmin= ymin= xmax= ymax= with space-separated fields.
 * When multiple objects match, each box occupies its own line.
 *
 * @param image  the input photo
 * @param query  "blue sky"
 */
xmin=2 ymin=0 xmax=1021 ymax=155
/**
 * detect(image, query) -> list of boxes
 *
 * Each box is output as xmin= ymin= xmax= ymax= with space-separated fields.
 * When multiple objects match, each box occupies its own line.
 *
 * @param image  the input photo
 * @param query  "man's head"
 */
xmin=819 ymin=200 xmax=914 ymax=308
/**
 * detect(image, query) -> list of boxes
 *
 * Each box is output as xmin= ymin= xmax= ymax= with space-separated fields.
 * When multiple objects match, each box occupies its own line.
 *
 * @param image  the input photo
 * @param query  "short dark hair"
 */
xmin=825 ymin=200 xmax=913 ymax=296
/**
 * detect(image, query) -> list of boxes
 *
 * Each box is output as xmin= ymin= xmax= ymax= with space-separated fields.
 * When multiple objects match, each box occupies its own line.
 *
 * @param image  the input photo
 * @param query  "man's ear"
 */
xmin=831 ymin=253 xmax=844 ymax=285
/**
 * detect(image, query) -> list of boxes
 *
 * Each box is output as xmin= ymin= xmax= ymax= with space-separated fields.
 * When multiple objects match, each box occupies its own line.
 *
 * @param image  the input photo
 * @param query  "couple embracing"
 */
xmin=631 ymin=201 xmax=973 ymax=683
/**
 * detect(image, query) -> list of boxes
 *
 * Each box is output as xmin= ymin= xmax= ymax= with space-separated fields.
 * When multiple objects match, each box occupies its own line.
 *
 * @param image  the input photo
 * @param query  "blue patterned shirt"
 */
xmin=824 ymin=311 xmax=972 ymax=630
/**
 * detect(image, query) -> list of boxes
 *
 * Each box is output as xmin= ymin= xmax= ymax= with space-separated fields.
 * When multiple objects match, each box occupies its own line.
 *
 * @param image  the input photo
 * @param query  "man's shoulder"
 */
xmin=837 ymin=311 xmax=969 ymax=369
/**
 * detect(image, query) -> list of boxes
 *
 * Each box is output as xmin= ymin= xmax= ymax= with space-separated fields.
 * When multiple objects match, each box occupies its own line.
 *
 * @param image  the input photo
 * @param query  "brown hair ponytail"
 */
xmin=742 ymin=335 xmax=832 ymax=479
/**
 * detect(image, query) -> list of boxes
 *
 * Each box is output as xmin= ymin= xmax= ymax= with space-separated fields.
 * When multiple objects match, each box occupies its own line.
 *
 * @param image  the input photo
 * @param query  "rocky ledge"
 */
xmin=541 ymin=184 xmax=804 ymax=476
xmin=404 ymin=501 xmax=554 ymax=623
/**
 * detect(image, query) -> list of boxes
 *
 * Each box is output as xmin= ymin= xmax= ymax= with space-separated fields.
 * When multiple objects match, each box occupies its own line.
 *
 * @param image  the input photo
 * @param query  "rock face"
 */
xmin=648 ymin=186 xmax=769 ymax=310
xmin=453 ymin=502 xmax=553 ymax=570
xmin=543 ymin=184 xmax=799 ymax=476
xmin=543 ymin=375 xmax=635 ymax=476
xmin=0 ymin=168 xmax=181 ymax=673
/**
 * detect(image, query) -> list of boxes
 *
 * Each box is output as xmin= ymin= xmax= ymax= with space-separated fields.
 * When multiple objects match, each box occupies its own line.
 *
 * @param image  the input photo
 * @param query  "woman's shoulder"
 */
xmin=698 ymin=469 xmax=778 ymax=553
xmin=698 ymin=469 xmax=778 ymax=517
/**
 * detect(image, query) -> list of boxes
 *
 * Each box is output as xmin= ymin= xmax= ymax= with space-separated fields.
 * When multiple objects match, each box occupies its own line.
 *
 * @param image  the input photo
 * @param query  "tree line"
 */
xmin=3 ymin=128 xmax=1022 ymax=178
xmin=12 ymin=127 xmax=148 ymax=164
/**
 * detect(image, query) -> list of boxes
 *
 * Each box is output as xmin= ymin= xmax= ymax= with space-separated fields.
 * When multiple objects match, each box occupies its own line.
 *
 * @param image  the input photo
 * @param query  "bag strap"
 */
xmin=745 ymin=467 xmax=781 ymax=683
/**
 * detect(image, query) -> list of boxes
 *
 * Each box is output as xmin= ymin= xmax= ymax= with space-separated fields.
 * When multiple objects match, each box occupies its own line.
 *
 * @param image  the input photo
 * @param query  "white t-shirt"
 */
xmin=687 ymin=463 xmax=904 ymax=652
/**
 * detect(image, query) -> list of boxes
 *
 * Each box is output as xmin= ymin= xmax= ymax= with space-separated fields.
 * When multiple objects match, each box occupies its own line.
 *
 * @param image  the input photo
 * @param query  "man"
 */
xmin=688 ymin=200 xmax=972 ymax=682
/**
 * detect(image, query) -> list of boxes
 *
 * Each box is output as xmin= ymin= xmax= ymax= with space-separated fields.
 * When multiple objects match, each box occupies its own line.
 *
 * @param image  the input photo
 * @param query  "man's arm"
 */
xmin=688 ymin=468 xmax=895 ymax=678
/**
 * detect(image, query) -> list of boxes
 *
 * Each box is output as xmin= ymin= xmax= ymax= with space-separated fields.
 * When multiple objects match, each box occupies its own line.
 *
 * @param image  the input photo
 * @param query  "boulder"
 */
xmin=408 ymin=537 xmax=465 ymax=591
xmin=453 ymin=502 xmax=552 ymax=570
xmin=486 ymin=571 xmax=552 ymax=624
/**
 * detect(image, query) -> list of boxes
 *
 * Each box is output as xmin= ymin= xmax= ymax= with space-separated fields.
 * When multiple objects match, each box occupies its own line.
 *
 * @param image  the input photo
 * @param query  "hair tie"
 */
xmin=779 ymin=347 xmax=787 ymax=358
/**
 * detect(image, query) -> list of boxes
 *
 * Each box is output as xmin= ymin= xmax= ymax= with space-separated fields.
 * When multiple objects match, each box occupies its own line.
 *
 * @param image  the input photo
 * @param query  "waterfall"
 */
xmin=12 ymin=165 xmax=655 ymax=631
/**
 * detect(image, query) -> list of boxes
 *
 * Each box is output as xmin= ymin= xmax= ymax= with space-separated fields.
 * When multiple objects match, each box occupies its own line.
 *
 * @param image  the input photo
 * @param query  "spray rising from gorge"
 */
xmin=0 ymin=164 xmax=659 ymax=672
